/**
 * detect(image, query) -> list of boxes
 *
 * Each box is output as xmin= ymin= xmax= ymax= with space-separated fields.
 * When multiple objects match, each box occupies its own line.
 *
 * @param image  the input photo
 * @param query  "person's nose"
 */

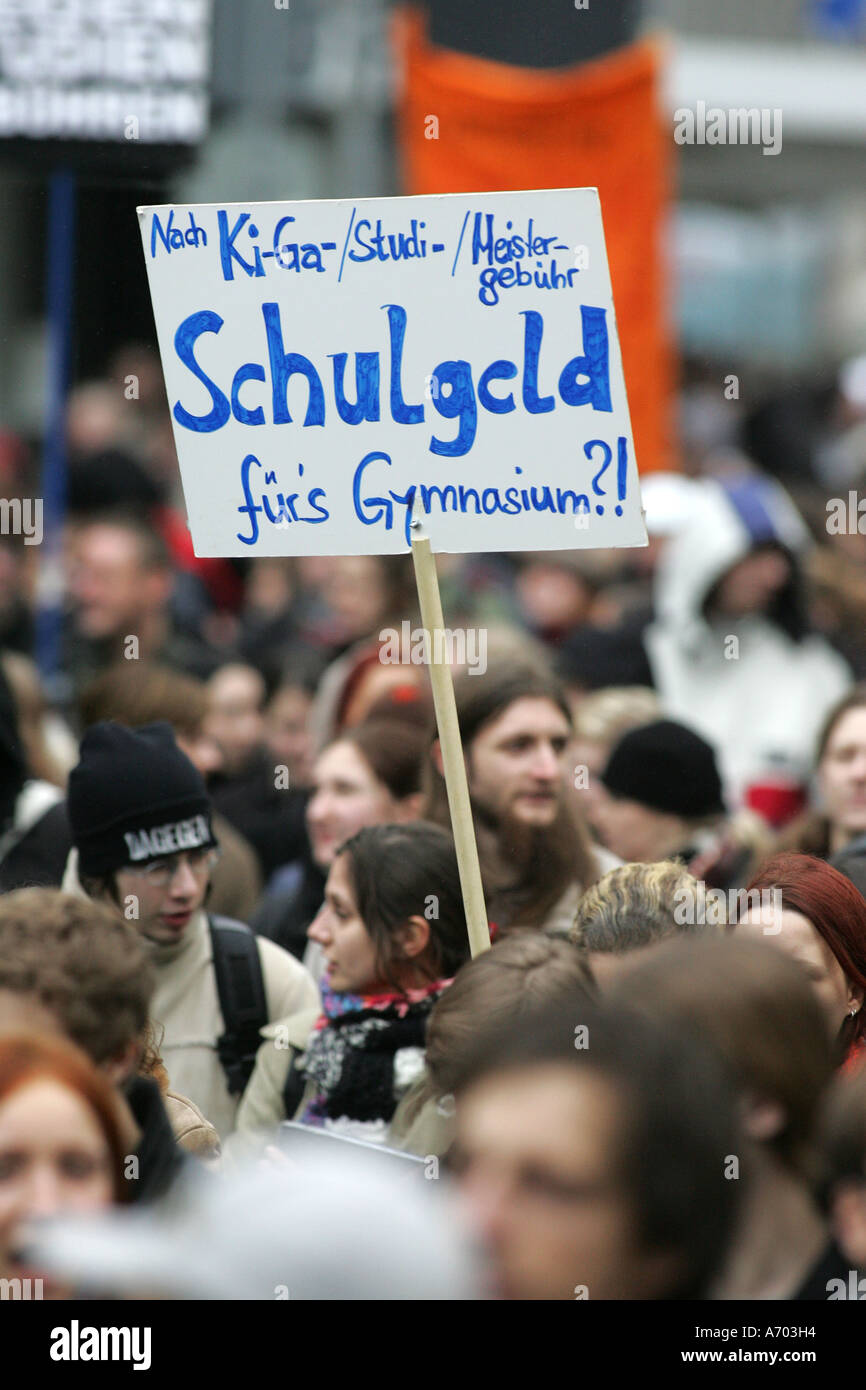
xmin=532 ymin=742 xmax=562 ymax=782
xmin=459 ymin=1165 xmax=513 ymax=1248
xmin=243 ymin=712 xmax=263 ymax=744
xmin=195 ymin=738 xmax=223 ymax=776
xmin=19 ymin=1162 xmax=65 ymax=1221
xmin=307 ymin=905 xmax=333 ymax=947
xmin=848 ymin=752 xmax=866 ymax=782
xmin=307 ymin=790 xmax=332 ymax=830
xmin=168 ymin=860 xmax=199 ymax=897
xmin=589 ymin=788 xmax=611 ymax=827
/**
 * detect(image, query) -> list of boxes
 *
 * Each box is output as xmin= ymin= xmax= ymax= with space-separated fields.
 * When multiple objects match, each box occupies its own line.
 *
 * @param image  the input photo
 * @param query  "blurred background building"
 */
xmin=1 ymin=0 xmax=866 ymax=484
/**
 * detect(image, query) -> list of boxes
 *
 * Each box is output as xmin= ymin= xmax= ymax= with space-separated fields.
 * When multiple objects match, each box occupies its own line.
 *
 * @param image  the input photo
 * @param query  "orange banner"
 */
xmin=393 ymin=10 xmax=676 ymax=474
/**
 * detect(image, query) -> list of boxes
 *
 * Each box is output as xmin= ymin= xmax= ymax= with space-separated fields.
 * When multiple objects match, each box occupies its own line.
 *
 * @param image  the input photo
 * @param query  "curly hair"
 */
xmin=571 ymin=859 xmax=715 ymax=954
xmin=0 ymin=889 xmax=154 ymax=1065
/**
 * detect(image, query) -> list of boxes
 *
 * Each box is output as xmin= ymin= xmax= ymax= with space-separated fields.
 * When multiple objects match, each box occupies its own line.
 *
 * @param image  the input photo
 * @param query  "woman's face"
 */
xmin=0 ymin=1079 xmax=115 ymax=1284
xmin=818 ymin=707 xmax=866 ymax=843
xmin=737 ymin=907 xmax=862 ymax=1037
xmin=307 ymin=853 xmax=381 ymax=994
xmin=306 ymin=742 xmax=399 ymax=869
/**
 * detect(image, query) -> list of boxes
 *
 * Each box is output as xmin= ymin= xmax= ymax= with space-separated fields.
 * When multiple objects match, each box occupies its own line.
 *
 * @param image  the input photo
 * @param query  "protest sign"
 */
xmin=139 ymin=187 xmax=647 ymax=958
xmin=138 ymin=187 xmax=647 ymax=558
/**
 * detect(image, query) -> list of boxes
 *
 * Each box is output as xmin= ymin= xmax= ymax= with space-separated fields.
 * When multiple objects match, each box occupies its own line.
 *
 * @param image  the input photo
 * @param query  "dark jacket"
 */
xmin=126 ymin=1076 xmax=189 ymax=1204
xmin=0 ymin=798 xmax=71 ymax=892
xmin=210 ymin=758 xmax=310 ymax=881
xmin=251 ymin=858 xmax=326 ymax=961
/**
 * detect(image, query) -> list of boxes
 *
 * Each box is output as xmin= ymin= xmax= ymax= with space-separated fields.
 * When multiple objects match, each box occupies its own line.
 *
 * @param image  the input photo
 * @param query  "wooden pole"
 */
xmin=410 ymin=534 xmax=490 ymax=958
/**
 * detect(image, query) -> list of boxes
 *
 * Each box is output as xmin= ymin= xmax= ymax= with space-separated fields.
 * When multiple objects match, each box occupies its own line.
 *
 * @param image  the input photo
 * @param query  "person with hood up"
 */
xmin=644 ymin=471 xmax=851 ymax=813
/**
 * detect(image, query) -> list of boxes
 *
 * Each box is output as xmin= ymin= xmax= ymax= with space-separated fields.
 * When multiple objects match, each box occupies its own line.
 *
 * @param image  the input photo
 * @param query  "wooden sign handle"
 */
xmin=410 ymin=534 xmax=490 ymax=958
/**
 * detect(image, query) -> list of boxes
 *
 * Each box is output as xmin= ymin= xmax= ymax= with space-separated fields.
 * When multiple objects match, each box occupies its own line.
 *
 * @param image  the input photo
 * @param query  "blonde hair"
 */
xmin=571 ymin=860 xmax=716 ymax=954
xmin=572 ymin=686 xmax=661 ymax=744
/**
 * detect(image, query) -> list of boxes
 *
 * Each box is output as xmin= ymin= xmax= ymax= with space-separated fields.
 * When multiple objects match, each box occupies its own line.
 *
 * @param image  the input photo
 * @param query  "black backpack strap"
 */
xmin=208 ymin=915 xmax=269 ymax=1097
xmin=282 ymin=1047 xmax=309 ymax=1121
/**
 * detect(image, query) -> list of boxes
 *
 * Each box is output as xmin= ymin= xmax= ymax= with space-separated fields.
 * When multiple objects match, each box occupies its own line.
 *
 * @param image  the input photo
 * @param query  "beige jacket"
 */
xmin=234 ymin=1007 xmax=321 ymax=1135
xmin=225 ymin=1008 xmax=320 ymax=1164
xmin=164 ymin=1091 xmax=222 ymax=1162
xmin=539 ymin=846 xmax=622 ymax=937
xmin=150 ymin=911 xmax=319 ymax=1139
xmin=387 ymin=1071 xmax=455 ymax=1158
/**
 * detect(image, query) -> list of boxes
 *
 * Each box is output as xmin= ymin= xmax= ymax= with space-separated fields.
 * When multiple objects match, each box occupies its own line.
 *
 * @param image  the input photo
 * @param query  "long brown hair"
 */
xmin=422 ymin=659 xmax=597 ymax=927
xmin=610 ymin=937 xmax=834 ymax=1182
xmin=425 ymin=931 xmax=595 ymax=1095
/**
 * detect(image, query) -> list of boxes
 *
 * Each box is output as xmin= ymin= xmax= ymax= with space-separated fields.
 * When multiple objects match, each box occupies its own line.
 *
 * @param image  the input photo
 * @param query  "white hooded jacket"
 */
xmin=644 ymin=475 xmax=851 ymax=807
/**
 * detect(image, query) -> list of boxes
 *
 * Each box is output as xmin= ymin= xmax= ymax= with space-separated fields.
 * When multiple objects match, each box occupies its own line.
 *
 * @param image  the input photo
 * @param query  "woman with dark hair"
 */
xmin=252 ymin=716 xmax=426 ymax=961
xmin=0 ymin=1034 xmax=128 ymax=1297
xmin=235 ymin=822 xmax=472 ymax=1144
xmin=735 ymin=852 xmax=866 ymax=1069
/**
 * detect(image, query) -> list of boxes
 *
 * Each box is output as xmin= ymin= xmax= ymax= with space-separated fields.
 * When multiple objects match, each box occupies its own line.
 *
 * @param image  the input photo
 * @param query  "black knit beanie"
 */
xmin=601 ymin=719 xmax=725 ymax=819
xmin=68 ymin=721 xmax=217 ymax=877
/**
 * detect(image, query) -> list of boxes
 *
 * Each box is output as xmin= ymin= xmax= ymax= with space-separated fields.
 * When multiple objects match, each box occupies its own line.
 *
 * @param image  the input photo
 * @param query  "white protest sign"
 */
xmin=138 ymin=187 xmax=647 ymax=556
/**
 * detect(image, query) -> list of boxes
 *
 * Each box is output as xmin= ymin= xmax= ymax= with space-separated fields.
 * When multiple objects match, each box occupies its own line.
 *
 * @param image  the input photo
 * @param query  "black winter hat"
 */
xmin=601 ymin=719 xmax=725 ymax=819
xmin=68 ymin=721 xmax=216 ymax=877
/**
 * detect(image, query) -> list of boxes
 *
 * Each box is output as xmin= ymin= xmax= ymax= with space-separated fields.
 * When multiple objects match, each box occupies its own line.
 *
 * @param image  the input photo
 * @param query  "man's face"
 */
xmin=322 ymin=556 xmax=388 ymax=643
xmin=204 ymin=666 xmax=265 ymax=777
xmin=266 ymin=686 xmax=314 ymax=787
xmin=589 ymin=785 xmax=682 ymax=863
xmin=453 ymin=1063 xmax=672 ymax=1300
xmin=570 ymin=737 xmax=609 ymax=822
xmin=467 ymin=697 xmax=570 ymax=829
xmin=818 ymin=707 xmax=866 ymax=843
xmin=68 ymin=525 xmax=162 ymax=641
xmin=711 ymin=547 xmax=791 ymax=617
xmin=114 ymin=849 xmax=213 ymax=946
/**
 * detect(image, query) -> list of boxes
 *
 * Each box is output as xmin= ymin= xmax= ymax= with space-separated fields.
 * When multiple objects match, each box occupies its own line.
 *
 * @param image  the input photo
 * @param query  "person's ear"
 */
xmin=831 ymin=1180 xmax=866 ymax=1269
xmin=430 ymin=738 xmax=474 ymax=788
xmin=398 ymin=914 xmax=431 ymax=961
xmin=101 ymin=1036 xmax=142 ymax=1088
xmin=396 ymin=792 xmax=423 ymax=822
xmin=846 ymin=982 xmax=864 ymax=1017
xmin=739 ymin=1093 xmax=786 ymax=1144
xmin=143 ymin=567 xmax=173 ymax=613
xmin=430 ymin=739 xmax=444 ymax=778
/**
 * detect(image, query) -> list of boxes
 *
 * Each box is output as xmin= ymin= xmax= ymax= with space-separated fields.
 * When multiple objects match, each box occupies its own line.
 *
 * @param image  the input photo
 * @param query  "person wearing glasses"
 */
xmin=67 ymin=722 xmax=319 ymax=1138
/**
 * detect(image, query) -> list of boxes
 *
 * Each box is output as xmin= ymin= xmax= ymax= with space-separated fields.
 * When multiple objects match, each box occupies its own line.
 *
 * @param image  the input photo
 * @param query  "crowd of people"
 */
xmin=2 ymin=346 xmax=866 ymax=1300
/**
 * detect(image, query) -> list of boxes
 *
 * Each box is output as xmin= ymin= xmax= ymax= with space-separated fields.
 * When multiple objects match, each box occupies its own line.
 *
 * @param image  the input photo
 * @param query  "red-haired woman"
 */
xmin=0 ymin=1035 xmax=128 ymax=1297
xmin=735 ymin=852 xmax=866 ymax=1069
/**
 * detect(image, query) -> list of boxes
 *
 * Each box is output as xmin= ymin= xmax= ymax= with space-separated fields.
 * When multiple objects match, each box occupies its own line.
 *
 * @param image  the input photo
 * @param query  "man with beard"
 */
xmin=422 ymin=660 xmax=615 ymax=934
